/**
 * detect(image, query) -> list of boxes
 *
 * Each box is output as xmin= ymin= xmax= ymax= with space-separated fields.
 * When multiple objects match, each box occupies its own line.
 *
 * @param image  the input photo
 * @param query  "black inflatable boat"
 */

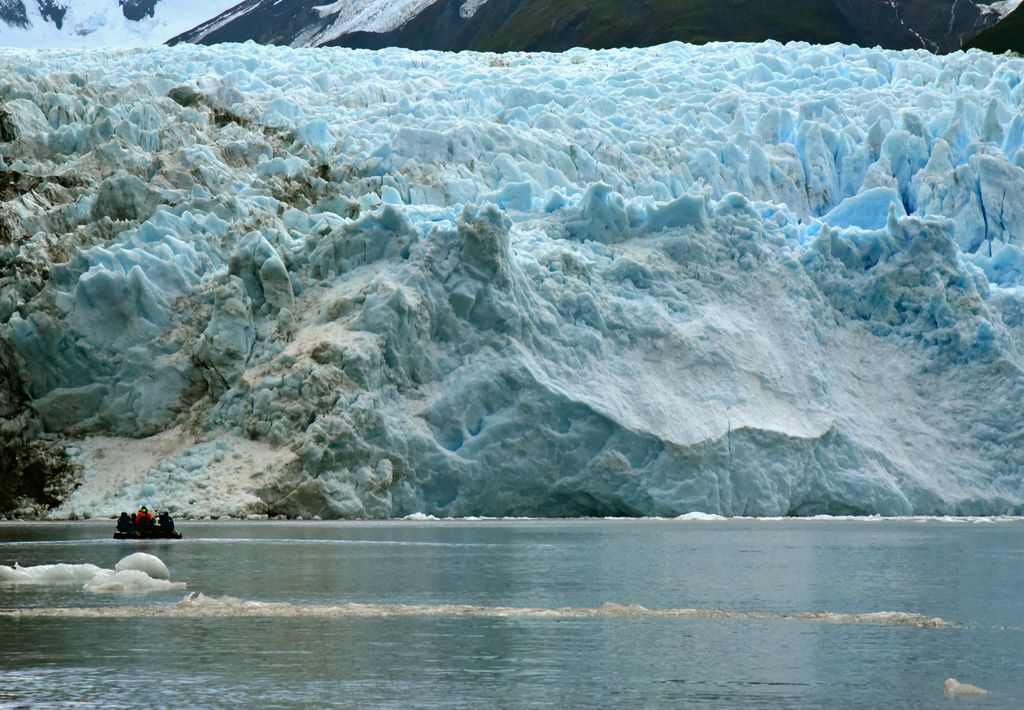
xmin=112 ymin=529 xmax=183 ymax=540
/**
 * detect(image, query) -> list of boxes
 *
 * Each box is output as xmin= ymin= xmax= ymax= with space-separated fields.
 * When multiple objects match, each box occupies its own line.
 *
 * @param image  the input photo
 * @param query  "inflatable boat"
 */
xmin=112 ymin=529 xmax=182 ymax=540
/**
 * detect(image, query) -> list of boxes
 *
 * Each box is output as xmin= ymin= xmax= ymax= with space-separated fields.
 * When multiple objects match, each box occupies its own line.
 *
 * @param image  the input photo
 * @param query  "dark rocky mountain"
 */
xmin=171 ymin=0 xmax=1012 ymax=53
xmin=0 ymin=0 xmax=29 ymax=28
xmin=36 ymin=0 xmax=67 ymax=28
xmin=966 ymin=4 xmax=1024 ymax=53
xmin=172 ymin=0 xmax=323 ymax=46
xmin=119 ymin=0 xmax=158 ymax=22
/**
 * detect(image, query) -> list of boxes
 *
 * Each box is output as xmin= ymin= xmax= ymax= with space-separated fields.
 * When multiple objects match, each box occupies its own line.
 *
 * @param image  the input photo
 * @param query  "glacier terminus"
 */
xmin=1 ymin=40 xmax=1023 ymax=519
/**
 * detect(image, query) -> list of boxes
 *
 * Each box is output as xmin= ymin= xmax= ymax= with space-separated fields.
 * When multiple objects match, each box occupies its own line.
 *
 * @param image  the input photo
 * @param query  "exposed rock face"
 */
xmin=0 ymin=0 xmax=28 ymax=28
xmin=37 ymin=1 xmax=67 ymax=29
xmin=119 ymin=0 xmax=158 ymax=22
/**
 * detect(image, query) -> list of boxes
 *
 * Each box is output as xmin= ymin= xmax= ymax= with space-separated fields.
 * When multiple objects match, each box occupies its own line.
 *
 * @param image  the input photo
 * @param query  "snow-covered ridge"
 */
xmin=1 ymin=41 xmax=1023 ymax=519
xmin=176 ymin=0 xmax=1020 ymax=53
xmin=0 ymin=0 xmax=242 ymax=48
xmin=985 ymin=0 xmax=1023 ymax=17
xmin=299 ymin=0 xmax=439 ymax=46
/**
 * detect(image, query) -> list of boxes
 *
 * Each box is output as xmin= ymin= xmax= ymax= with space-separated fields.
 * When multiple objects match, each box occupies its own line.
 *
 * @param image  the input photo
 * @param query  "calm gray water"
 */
xmin=1 ymin=519 xmax=1022 ymax=708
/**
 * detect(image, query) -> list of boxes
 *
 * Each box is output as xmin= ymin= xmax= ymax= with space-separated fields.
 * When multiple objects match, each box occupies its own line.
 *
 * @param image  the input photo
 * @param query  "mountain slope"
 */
xmin=966 ymin=4 xmax=1024 ymax=52
xmin=337 ymin=0 xmax=864 ymax=52
xmin=172 ymin=0 xmax=1016 ymax=53
xmin=177 ymin=0 xmax=862 ymax=50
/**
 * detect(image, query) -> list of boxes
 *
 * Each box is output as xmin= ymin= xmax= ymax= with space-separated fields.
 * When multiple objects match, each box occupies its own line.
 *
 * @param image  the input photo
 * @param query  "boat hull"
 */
xmin=112 ymin=530 xmax=182 ymax=540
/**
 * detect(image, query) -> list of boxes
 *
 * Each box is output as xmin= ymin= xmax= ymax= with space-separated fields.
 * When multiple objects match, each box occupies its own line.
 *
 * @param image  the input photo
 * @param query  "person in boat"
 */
xmin=136 ymin=506 xmax=154 ymax=533
xmin=116 ymin=512 xmax=132 ymax=533
xmin=157 ymin=511 xmax=174 ymax=533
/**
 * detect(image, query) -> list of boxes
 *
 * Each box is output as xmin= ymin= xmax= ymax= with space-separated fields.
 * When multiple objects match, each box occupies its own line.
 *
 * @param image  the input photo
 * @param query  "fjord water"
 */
xmin=1 ymin=520 xmax=1020 ymax=707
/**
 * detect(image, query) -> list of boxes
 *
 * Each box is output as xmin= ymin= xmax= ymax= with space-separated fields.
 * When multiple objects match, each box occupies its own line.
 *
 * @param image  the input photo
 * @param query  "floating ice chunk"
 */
xmin=821 ymin=186 xmax=907 ymax=231
xmin=0 ymin=554 xmax=181 ymax=593
xmin=0 ymin=562 xmax=103 ymax=585
xmin=675 ymin=512 xmax=727 ymax=521
xmin=83 ymin=569 xmax=186 ymax=594
xmin=944 ymin=678 xmax=990 ymax=696
xmin=114 ymin=552 xmax=171 ymax=581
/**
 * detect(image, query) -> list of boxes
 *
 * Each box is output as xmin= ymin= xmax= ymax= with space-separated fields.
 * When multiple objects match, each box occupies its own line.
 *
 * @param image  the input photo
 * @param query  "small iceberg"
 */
xmin=674 ymin=512 xmax=727 ymax=521
xmin=0 ymin=553 xmax=184 ymax=594
xmin=944 ymin=678 xmax=990 ymax=696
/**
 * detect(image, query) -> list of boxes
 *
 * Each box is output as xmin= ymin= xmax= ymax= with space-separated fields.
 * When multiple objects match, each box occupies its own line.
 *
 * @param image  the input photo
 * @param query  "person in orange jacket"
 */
xmin=136 ymin=506 xmax=154 ymax=532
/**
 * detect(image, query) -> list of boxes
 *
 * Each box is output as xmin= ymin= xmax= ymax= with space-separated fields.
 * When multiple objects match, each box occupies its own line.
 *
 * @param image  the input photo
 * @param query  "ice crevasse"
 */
xmin=1 ymin=40 xmax=1023 ymax=518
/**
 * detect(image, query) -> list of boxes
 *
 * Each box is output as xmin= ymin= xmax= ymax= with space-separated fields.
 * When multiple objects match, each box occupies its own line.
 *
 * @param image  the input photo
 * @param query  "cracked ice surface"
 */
xmin=1 ymin=41 xmax=1023 ymax=518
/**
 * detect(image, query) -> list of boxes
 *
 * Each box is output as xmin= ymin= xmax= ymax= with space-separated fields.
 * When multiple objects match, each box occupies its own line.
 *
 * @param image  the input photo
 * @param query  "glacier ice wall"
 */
xmin=1 ymin=41 xmax=1023 ymax=517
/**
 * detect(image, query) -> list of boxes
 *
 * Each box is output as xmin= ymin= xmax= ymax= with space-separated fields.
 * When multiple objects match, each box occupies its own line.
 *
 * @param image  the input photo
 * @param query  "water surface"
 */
xmin=1 ymin=519 xmax=1020 ymax=707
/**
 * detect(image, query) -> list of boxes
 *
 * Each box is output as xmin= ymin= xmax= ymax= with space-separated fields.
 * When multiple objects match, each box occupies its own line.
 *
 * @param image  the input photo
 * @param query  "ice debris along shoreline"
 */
xmin=0 ymin=552 xmax=184 ymax=592
xmin=1 ymin=41 xmax=1024 ymax=519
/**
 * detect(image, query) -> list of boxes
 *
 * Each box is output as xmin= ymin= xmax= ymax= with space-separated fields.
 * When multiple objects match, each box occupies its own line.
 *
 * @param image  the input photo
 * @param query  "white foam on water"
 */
xmin=0 ymin=595 xmax=953 ymax=627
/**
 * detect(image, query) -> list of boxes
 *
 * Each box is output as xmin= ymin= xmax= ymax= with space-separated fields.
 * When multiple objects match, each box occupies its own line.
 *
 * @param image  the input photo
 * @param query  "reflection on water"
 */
xmin=1 ymin=519 xmax=1021 ymax=707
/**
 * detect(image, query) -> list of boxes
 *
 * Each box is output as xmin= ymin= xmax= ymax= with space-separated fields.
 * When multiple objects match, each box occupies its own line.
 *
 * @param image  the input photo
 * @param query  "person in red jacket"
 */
xmin=136 ymin=506 xmax=154 ymax=532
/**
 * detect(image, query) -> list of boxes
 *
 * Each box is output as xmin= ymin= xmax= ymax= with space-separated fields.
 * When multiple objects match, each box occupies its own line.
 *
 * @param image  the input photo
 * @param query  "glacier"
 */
xmin=1 ymin=40 xmax=1023 ymax=519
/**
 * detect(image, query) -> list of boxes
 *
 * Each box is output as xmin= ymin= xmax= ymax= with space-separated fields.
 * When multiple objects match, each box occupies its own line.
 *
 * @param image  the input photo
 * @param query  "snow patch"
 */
xmin=299 ymin=0 xmax=440 ymax=45
xmin=83 ymin=568 xmax=183 ymax=593
xmin=460 ymin=0 xmax=489 ymax=19
xmin=984 ymin=0 xmax=1023 ymax=18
